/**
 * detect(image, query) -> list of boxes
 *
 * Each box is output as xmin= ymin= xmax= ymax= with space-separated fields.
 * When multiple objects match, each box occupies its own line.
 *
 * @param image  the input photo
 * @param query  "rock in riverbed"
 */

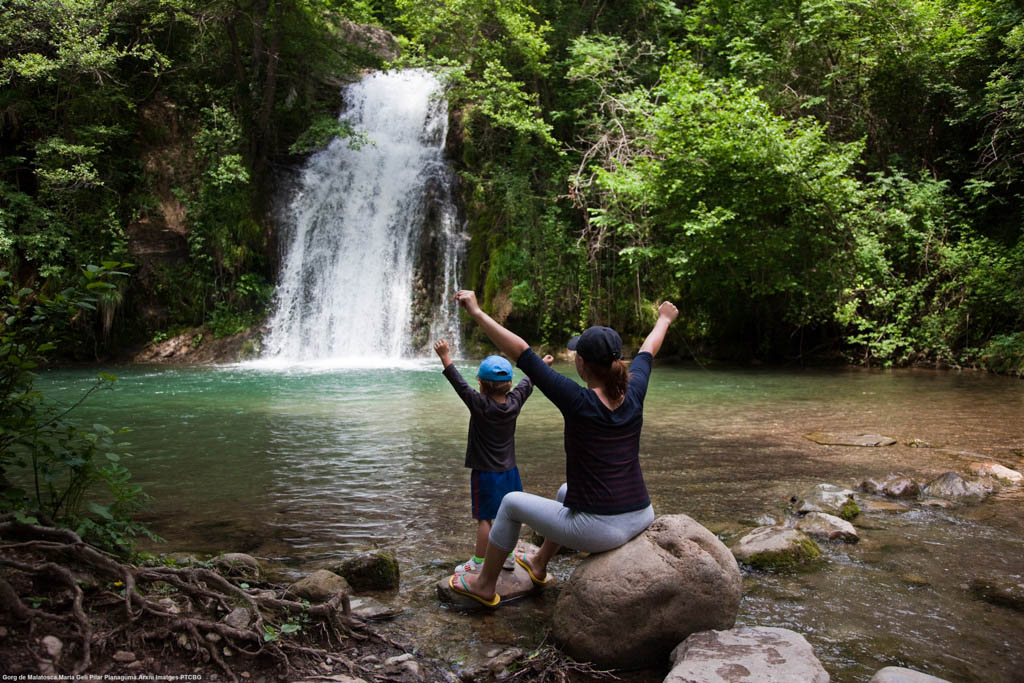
xmin=796 ymin=512 xmax=859 ymax=544
xmin=791 ymin=483 xmax=860 ymax=520
xmin=869 ymin=666 xmax=951 ymax=682
xmin=731 ymin=526 xmax=822 ymax=569
xmin=666 ymin=626 xmax=830 ymax=683
xmin=922 ymin=472 xmax=990 ymax=504
xmin=804 ymin=432 xmax=897 ymax=447
xmin=553 ymin=515 xmax=741 ymax=669
xmin=967 ymin=461 xmax=1022 ymax=484
xmin=861 ymin=473 xmax=921 ymax=499
xmin=435 ymin=541 xmax=544 ymax=609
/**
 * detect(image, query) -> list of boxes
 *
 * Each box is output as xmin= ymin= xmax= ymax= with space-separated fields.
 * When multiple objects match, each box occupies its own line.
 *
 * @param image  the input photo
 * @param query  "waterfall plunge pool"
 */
xmin=34 ymin=361 xmax=1024 ymax=682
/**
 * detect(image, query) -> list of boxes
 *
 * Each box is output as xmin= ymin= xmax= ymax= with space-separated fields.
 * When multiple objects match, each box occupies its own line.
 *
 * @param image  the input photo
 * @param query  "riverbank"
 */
xmin=120 ymin=324 xmax=1022 ymax=379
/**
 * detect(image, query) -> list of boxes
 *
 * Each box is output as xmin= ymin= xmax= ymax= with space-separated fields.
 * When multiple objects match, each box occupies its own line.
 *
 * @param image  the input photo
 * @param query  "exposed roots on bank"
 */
xmin=0 ymin=520 xmax=418 ymax=682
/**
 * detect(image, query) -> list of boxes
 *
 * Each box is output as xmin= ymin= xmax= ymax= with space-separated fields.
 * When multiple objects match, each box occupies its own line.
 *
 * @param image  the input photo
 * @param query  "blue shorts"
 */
xmin=471 ymin=467 xmax=523 ymax=521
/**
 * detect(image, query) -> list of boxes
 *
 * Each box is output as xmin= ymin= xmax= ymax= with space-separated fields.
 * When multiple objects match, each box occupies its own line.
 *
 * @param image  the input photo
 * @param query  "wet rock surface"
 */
xmin=795 ymin=512 xmax=859 ymax=544
xmin=921 ymin=472 xmax=990 ymax=504
xmin=666 ymin=626 xmax=830 ymax=683
xmin=869 ymin=665 xmax=951 ymax=682
xmin=861 ymin=473 xmax=922 ymax=498
xmin=804 ymin=432 xmax=897 ymax=447
xmin=792 ymin=483 xmax=860 ymax=519
xmin=731 ymin=526 xmax=822 ymax=569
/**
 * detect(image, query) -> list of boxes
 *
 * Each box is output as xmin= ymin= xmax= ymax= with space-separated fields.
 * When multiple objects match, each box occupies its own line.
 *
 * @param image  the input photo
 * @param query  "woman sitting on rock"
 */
xmin=448 ymin=290 xmax=679 ymax=607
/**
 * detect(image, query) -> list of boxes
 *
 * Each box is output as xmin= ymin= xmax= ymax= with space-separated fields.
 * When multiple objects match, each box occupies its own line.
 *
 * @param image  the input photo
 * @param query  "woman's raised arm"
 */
xmin=638 ymin=301 xmax=679 ymax=358
xmin=455 ymin=290 xmax=530 ymax=360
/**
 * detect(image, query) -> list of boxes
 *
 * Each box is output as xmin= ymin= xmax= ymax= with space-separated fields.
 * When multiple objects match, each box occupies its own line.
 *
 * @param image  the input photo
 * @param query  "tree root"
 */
xmin=0 ymin=521 xmax=393 ymax=681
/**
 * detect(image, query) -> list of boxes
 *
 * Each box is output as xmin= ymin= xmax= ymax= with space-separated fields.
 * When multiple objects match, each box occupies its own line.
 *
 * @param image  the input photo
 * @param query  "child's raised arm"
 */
xmin=433 ymin=339 xmax=452 ymax=367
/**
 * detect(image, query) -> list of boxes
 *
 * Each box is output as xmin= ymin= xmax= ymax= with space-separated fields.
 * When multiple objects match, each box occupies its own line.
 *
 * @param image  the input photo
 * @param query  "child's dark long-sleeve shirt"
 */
xmin=442 ymin=363 xmax=534 ymax=472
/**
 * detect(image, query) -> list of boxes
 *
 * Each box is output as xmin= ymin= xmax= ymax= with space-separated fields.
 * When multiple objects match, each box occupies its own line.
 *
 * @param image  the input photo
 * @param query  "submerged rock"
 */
xmin=922 ymin=472 xmax=989 ymax=504
xmin=862 ymin=500 xmax=912 ymax=514
xmin=732 ymin=526 xmax=822 ymax=569
xmin=287 ymin=569 xmax=351 ymax=603
xmin=804 ymin=431 xmax=897 ymax=447
xmin=792 ymin=484 xmax=860 ymax=520
xmin=796 ymin=512 xmax=859 ymax=544
xmin=349 ymin=596 xmax=404 ymax=621
xmin=869 ymin=666 xmax=951 ymax=682
xmin=861 ymin=473 xmax=921 ymax=499
xmin=666 ymin=627 xmax=830 ymax=683
xmin=552 ymin=515 xmax=741 ymax=669
xmin=968 ymin=461 xmax=1022 ymax=484
xmin=969 ymin=576 xmax=1024 ymax=611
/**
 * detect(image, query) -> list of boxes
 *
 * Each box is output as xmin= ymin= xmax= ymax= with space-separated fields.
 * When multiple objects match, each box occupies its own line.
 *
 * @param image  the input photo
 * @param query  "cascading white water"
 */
xmin=263 ymin=69 xmax=464 ymax=365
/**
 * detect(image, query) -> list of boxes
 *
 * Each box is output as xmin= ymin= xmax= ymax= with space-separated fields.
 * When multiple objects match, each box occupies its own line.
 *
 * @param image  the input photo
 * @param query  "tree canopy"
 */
xmin=0 ymin=0 xmax=1021 ymax=372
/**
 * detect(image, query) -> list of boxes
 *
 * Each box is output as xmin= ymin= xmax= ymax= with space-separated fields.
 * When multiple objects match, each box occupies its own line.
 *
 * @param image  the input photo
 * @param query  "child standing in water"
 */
xmin=433 ymin=339 xmax=552 ymax=574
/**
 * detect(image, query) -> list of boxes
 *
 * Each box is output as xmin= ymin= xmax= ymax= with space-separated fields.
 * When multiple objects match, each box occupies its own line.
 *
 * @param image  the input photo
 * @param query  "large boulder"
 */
xmin=666 ymin=627 xmax=830 ymax=683
xmin=552 ymin=515 xmax=741 ymax=669
xmin=731 ymin=526 xmax=822 ymax=569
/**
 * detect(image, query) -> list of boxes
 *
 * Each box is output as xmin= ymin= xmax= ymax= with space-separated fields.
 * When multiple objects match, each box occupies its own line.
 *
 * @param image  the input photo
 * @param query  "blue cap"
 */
xmin=568 ymin=326 xmax=622 ymax=364
xmin=477 ymin=355 xmax=514 ymax=381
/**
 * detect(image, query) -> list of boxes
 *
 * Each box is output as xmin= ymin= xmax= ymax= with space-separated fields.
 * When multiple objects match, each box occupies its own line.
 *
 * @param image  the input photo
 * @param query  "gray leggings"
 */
xmin=489 ymin=483 xmax=655 ymax=554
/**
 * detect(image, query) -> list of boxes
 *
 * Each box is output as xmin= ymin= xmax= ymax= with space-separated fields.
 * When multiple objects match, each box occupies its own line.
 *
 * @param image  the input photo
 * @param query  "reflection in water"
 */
xmin=35 ymin=363 xmax=1024 ymax=682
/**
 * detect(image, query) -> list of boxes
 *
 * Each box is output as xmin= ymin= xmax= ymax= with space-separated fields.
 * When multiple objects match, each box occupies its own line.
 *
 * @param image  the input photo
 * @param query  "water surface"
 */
xmin=35 ymin=362 xmax=1024 ymax=681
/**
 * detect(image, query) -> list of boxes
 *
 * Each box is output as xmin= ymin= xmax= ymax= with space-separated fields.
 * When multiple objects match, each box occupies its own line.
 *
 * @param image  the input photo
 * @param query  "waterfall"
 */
xmin=263 ymin=69 xmax=464 ymax=365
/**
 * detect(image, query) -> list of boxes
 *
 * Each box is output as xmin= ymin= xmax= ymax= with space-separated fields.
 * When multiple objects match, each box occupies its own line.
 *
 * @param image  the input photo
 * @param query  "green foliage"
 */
xmin=0 ymin=0 xmax=1020 ymax=371
xmin=979 ymin=332 xmax=1024 ymax=376
xmin=570 ymin=53 xmax=865 ymax=354
xmin=0 ymin=264 xmax=159 ymax=555
xmin=837 ymin=172 xmax=1024 ymax=366
xmin=289 ymin=116 xmax=369 ymax=155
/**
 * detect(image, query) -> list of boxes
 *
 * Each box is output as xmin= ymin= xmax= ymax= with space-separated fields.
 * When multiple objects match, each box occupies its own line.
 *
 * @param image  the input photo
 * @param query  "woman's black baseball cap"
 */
xmin=568 ymin=326 xmax=622 ymax=364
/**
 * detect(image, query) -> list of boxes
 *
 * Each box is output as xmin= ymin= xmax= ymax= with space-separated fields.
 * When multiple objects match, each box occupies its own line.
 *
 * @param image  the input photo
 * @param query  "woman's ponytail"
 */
xmin=588 ymin=359 xmax=630 ymax=403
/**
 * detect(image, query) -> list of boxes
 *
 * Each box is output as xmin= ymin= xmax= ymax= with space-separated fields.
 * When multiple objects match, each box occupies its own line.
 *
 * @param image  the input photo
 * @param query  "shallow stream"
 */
xmin=35 ymin=361 xmax=1024 ymax=682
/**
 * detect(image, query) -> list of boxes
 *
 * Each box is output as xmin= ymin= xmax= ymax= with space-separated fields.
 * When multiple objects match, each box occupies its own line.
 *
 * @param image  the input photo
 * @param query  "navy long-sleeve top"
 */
xmin=442 ymin=363 xmax=534 ymax=472
xmin=516 ymin=347 xmax=653 ymax=514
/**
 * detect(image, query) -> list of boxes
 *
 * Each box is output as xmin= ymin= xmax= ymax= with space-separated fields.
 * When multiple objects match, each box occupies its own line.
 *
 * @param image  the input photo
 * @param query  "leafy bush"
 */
xmin=0 ymin=265 xmax=159 ymax=555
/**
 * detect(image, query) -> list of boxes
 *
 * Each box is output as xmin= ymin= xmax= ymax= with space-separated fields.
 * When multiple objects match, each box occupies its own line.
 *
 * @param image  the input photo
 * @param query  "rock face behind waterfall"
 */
xmin=551 ymin=515 xmax=741 ymax=669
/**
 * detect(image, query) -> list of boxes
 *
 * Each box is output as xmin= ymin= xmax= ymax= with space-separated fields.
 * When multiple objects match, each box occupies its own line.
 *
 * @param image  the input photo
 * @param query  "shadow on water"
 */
xmin=33 ymin=362 xmax=1024 ymax=682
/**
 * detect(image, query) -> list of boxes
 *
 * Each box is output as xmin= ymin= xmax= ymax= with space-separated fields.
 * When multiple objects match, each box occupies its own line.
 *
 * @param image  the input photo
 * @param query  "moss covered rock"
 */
xmin=731 ymin=526 xmax=822 ymax=570
xmin=332 ymin=552 xmax=400 ymax=592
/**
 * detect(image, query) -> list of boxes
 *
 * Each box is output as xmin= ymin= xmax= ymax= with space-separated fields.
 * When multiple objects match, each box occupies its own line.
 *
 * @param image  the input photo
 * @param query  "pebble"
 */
xmin=113 ymin=650 xmax=136 ymax=663
xmin=41 ymin=635 xmax=63 ymax=658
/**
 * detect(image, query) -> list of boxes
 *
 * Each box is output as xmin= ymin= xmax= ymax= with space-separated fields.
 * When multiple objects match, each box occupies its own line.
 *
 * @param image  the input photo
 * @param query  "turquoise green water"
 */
xmin=34 ymin=361 xmax=1024 ymax=681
